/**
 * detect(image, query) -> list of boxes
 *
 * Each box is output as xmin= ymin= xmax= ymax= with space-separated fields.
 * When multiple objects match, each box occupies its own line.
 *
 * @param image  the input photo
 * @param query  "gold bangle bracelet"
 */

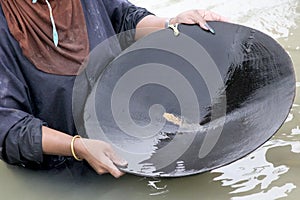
xmin=71 ymin=135 xmax=83 ymax=161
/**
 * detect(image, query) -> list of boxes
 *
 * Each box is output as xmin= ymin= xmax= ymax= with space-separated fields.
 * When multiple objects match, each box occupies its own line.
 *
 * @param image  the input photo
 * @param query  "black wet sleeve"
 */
xmin=103 ymin=0 xmax=154 ymax=47
xmin=0 ymin=65 xmax=45 ymax=168
xmin=0 ymin=12 xmax=45 ymax=168
xmin=3 ymin=116 xmax=44 ymax=168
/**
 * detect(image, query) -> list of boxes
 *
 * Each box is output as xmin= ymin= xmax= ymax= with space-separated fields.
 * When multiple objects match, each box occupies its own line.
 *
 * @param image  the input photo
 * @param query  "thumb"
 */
xmin=108 ymin=151 xmax=128 ymax=167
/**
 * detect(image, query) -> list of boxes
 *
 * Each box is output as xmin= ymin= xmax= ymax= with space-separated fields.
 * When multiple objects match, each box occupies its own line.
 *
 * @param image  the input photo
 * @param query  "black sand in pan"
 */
xmin=84 ymin=22 xmax=295 ymax=177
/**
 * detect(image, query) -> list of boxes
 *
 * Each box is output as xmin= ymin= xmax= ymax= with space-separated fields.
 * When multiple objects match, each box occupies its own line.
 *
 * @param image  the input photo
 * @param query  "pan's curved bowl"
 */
xmin=84 ymin=22 xmax=295 ymax=177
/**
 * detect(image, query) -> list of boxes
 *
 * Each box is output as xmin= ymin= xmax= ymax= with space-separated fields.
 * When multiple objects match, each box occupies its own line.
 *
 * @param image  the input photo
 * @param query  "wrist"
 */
xmin=72 ymin=137 xmax=86 ymax=160
xmin=165 ymin=18 xmax=175 ymax=28
xmin=169 ymin=17 xmax=176 ymax=25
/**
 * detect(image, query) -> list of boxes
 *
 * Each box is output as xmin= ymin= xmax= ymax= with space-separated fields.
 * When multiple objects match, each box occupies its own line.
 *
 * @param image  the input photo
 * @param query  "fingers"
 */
xmin=94 ymin=166 xmax=109 ymax=175
xmin=88 ymin=153 xmax=125 ymax=178
xmin=101 ymin=155 xmax=125 ymax=178
xmin=108 ymin=151 xmax=128 ymax=167
xmin=81 ymin=139 xmax=127 ymax=178
xmin=194 ymin=10 xmax=215 ymax=33
xmin=90 ymin=158 xmax=125 ymax=178
xmin=203 ymin=10 xmax=229 ymax=22
xmin=193 ymin=9 xmax=227 ymax=33
xmin=105 ymin=146 xmax=127 ymax=177
xmin=172 ymin=9 xmax=227 ymax=33
xmin=195 ymin=10 xmax=209 ymax=31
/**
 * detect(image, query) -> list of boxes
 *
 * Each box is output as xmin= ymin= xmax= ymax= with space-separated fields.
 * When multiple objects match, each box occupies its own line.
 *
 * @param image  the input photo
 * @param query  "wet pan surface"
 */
xmin=84 ymin=22 xmax=295 ymax=177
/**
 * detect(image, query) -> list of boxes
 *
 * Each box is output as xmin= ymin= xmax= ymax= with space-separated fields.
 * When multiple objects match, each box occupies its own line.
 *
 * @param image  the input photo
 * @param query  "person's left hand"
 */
xmin=170 ymin=9 xmax=228 ymax=32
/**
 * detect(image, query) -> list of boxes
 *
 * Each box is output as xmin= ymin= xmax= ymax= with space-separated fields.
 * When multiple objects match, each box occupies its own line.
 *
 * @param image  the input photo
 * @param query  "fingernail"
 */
xmin=204 ymin=23 xmax=215 ymax=34
xmin=118 ymin=160 xmax=128 ymax=167
xmin=121 ymin=161 xmax=128 ymax=166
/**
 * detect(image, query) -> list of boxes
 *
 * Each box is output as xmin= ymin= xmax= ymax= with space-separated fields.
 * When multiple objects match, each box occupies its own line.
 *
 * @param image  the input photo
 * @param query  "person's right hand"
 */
xmin=170 ymin=9 xmax=229 ymax=32
xmin=75 ymin=138 xmax=128 ymax=178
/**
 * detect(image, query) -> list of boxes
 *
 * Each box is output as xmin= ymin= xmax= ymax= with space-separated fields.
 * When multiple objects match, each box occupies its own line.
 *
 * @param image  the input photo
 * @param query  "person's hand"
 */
xmin=75 ymin=138 xmax=128 ymax=178
xmin=170 ymin=9 xmax=228 ymax=32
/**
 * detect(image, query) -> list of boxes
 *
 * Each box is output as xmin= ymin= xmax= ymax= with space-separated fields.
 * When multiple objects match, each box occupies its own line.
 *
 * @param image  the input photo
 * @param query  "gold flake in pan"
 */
xmin=163 ymin=113 xmax=183 ymax=126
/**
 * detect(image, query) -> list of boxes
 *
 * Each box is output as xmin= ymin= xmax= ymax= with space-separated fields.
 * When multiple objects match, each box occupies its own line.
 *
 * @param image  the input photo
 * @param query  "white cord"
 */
xmin=32 ymin=0 xmax=59 ymax=47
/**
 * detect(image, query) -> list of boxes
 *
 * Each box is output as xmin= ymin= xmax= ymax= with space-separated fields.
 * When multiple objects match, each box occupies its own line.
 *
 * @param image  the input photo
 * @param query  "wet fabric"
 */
xmin=0 ymin=0 xmax=153 ymax=169
xmin=0 ymin=0 xmax=90 ymax=75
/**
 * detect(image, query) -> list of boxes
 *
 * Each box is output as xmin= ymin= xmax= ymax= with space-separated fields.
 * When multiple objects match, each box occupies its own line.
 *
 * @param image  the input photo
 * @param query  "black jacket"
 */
xmin=0 ymin=0 xmax=152 ymax=169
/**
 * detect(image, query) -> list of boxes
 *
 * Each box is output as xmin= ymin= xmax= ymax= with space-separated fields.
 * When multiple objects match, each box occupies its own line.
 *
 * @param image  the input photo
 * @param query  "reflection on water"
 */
xmin=1 ymin=0 xmax=300 ymax=200
xmin=147 ymin=179 xmax=169 ymax=196
xmin=212 ymin=140 xmax=297 ymax=199
xmin=211 ymin=81 xmax=300 ymax=199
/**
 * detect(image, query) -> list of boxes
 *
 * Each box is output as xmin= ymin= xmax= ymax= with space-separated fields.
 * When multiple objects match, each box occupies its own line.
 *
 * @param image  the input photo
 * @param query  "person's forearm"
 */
xmin=41 ymin=126 xmax=82 ymax=157
xmin=41 ymin=126 xmax=126 ymax=178
xmin=135 ymin=15 xmax=168 ymax=40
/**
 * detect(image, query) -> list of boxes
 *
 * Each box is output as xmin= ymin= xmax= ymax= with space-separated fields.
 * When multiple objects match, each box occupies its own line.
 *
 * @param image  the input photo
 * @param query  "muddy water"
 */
xmin=1 ymin=0 xmax=300 ymax=199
